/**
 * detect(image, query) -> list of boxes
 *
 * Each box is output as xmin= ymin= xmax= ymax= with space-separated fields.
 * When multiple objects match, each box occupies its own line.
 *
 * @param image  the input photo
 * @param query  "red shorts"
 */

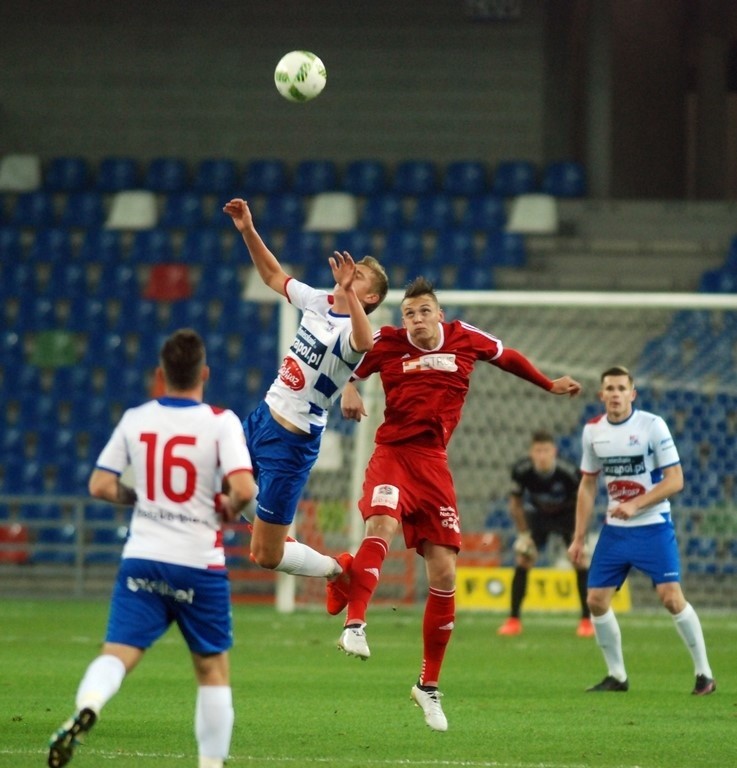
xmin=358 ymin=443 xmax=462 ymax=555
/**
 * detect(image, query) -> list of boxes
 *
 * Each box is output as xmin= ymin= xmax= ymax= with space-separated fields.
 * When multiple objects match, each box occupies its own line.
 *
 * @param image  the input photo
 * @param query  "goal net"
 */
xmin=236 ymin=290 xmax=737 ymax=612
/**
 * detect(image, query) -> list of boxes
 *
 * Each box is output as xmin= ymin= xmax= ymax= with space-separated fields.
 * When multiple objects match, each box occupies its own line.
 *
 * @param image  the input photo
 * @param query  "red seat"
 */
xmin=143 ymin=264 xmax=193 ymax=301
xmin=0 ymin=523 xmax=30 ymax=564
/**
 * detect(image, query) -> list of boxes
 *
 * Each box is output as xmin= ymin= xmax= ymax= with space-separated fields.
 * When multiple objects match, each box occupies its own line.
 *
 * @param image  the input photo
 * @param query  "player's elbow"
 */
xmin=353 ymin=336 xmax=374 ymax=354
xmin=229 ymin=470 xmax=257 ymax=508
xmin=88 ymin=469 xmax=114 ymax=500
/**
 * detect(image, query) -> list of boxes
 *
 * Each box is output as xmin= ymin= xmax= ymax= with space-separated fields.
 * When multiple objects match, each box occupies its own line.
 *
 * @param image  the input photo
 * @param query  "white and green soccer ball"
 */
xmin=274 ymin=50 xmax=326 ymax=103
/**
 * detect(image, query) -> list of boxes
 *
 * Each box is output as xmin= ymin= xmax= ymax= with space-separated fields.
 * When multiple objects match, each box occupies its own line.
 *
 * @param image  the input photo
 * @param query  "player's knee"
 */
xmin=250 ymin=547 xmax=282 ymax=570
xmin=586 ymin=592 xmax=608 ymax=615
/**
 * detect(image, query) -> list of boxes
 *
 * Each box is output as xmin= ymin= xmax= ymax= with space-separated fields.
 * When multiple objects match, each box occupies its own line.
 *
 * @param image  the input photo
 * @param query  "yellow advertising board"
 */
xmin=456 ymin=567 xmax=631 ymax=612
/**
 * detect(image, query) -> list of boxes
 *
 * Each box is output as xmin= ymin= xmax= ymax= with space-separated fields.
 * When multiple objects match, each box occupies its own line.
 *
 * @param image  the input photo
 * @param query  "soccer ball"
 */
xmin=274 ymin=50 xmax=326 ymax=103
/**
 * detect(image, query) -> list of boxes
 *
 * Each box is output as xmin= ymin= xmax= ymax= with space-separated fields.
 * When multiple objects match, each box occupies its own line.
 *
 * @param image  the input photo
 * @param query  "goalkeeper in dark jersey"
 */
xmin=497 ymin=429 xmax=593 ymax=637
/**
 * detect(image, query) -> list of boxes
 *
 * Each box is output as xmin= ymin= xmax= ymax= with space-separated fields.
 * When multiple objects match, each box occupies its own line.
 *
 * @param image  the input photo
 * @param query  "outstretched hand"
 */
xmin=222 ymin=198 xmax=253 ymax=233
xmin=550 ymin=376 xmax=582 ymax=397
xmin=329 ymin=251 xmax=357 ymax=291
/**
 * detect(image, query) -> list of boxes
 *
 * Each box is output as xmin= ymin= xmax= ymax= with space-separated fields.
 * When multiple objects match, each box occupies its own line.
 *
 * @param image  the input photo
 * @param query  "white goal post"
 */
xmin=275 ymin=290 xmax=737 ymax=612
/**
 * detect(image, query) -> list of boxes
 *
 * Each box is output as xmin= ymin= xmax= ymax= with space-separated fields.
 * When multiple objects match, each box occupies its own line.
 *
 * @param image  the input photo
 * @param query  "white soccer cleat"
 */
xmin=337 ymin=625 xmax=370 ymax=659
xmin=411 ymin=684 xmax=448 ymax=732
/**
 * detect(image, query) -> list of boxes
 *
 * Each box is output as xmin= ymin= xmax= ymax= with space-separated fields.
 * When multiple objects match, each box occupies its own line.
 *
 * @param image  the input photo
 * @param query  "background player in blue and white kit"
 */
xmin=48 ymin=329 xmax=256 ymax=768
xmin=223 ymin=198 xmax=388 ymax=584
xmin=568 ymin=365 xmax=715 ymax=695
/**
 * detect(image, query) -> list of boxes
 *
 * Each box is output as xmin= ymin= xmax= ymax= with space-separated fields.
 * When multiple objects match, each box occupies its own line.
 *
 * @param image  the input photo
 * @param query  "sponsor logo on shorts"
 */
xmin=439 ymin=505 xmax=460 ymax=533
xmin=371 ymin=484 xmax=399 ymax=509
xmin=278 ymin=356 xmax=305 ymax=391
xmin=126 ymin=577 xmax=195 ymax=604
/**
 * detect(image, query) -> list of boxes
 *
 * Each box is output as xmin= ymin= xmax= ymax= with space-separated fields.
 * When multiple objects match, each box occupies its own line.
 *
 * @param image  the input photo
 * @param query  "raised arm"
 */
xmin=223 ymin=198 xmax=290 ymax=297
xmin=331 ymin=250 xmax=374 ymax=353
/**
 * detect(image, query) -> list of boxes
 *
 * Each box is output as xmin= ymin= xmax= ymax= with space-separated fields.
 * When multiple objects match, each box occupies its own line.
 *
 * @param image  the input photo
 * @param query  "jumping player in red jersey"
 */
xmin=330 ymin=277 xmax=581 ymax=731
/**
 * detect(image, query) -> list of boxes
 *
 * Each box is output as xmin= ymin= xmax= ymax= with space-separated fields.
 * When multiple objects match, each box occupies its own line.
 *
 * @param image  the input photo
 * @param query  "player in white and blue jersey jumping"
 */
xmin=568 ymin=365 xmax=715 ymax=696
xmin=223 ymin=198 xmax=388 ymax=584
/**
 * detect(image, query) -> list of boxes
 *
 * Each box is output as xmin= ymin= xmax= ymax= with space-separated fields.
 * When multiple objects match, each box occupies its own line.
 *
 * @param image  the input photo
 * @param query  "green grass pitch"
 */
xmin=1 ymin=599 xmax=733 ymax=768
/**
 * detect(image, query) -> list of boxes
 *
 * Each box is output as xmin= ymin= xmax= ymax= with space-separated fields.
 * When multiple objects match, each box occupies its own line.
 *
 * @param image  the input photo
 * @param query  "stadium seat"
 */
xmin=0 ymin=153 xmax=41 ymax=192
xmin=0 ymin=225 xmax=23 ymax=261
xmin=409 ymin=193 xmax=456 ymax=231
xmin=143 ymin=264 xmax=193 ymax=301
xmin=480 ymin=230 xmax=527 ymax=267
xmin=698 ymin=269 xmax=737 ymax=293
xmin=506 ymin=194 xmax=559 ymax=234
xmin=431 ymin=228 xmax=476 ymax=264
xmin=78 ymin=228 xmax=124 ymax=263
xmin=0 ymin=329 xmax=24 ymax=369
xmin=94 ymin=263 xmax=139 ymax=300
xmin=159 ymin=191 xmax=206 ymax=229
xmin=31 ymin=524 xmax=77 ymax=564
xmin=259 ymin=192 xmax=305 ymax=230
xmin=29 ymin=329 xmax=77 ymax=367
xmin=393 ymin=160 xmax=438 ymax=196
xmin=442 ymin=161 xmax=488 ymax=197
xmin=360 ymin=192 xmax=405 ymax=231
xmin=382 ymin=229 xmax=425 ymax=264
xmin=129 ymin=228 xmax=174 ymax=263
xmin=28 ymin=227 xmax=73 ymax=262
xmin=293 ymin=159 xmax=338 ymax=195
xmin=241 ymin=158 xmax=287 ymax=196
xmin=490 ymin=160 xmax=538 ymax=197
xmin=144 ymin=157 xmax=189 ymax=193
xmin=44 ymin=156 xmax=90 ymax=192
xmin=455 ymin=263 xmax=495 ymax=290
xmin=540 ymin=160 xmax=587 ymax=198
xmin=281 ymin=230 xmax=325 ymax=265
xmin=180 ymin=227 xmax=224 ymax=265
xmin=195 ymin=264 xmax=239 ymax=297
xmin=333 ymin=229 xmax=374 ymax=258
xmin=304 ymin=192 xmax=358 ymax=232
xmin=96 ymin=156 xmax=139 ymax=192
xmin=343 ymin=159 xmax=388 ymax=196
xmin=60 ymin=190 xmax=106 ymax=228
xmin=460 ymin=194 xmax=507 ymax=232
xmin=11 ymin=191 xmax=56 ymax=227
xmin=50 ymin=263 xmax=88 ymax=301
xmin=84 ymin=526 xmax=127 ymax=565
xmin=193 ymin=158 xmax=238 ymax=194
xmin=105 ymin=190 xmax=157 ymax=229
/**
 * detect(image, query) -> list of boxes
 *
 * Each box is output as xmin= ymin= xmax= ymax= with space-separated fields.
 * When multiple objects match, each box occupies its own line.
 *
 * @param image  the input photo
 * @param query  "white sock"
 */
xmin=75 ymin=654 xmax=126 ymax=715
xmin=195 ymin=686 xmax=233 ymax=763
xmin=673 ymin=602 xmax=713 ymax=677
xmin=592 ymin=609 xmax=627 ymax=681
xmin=277 ymin=540 xmax=338 ymax=577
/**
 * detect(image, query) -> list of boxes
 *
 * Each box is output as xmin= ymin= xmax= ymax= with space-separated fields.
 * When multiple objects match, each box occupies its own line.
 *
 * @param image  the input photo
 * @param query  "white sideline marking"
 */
xmin=0 ymin=748 xmax=647 ymax=768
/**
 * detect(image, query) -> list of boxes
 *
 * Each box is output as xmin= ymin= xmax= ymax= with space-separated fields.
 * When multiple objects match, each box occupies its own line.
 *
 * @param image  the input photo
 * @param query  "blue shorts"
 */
xmin=243 ymin=401 xmax=321 ymax=526
xmin=588 ymin=522 xmax=681 ymax=590
xmin=106 ymin=558 xmax=232 ymax=655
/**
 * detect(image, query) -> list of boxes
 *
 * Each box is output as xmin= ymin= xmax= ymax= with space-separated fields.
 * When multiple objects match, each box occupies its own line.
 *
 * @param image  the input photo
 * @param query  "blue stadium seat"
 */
xmin=44 ymin=156 xmax=90 ymax=192
xmin=0 ymin=426 xmax=24 ymax=459
xmin=11 ymin=191 xmax=56 ymax=227
xmin=20 ymin=503 xmax=63 ymax=522
xmin=32 ymin=524 xmax=77 ymax=564
xmin=180 ymin=227 xmax=224 ymax=265
xmin=60 ymin=190 xmax=106 ymax=228
xmin=431 ymin=228 xmax=476 ymax=264
xmin=442 ymin=161 xmax=488 ymax=197
xmin=332 ymin=229 xmax=374 ymax=258
xmin=382 ymin=229 xmax=425 ymax=264
xmin=259 ymin=192 xmax=305 ymax=230
xmin=460 ymin=194 xmax=507 ymax=232
xmin=540 ymin=161 xmax=587 ymax=198
xmin=698 ymin=269 xmax=737 ymax=293
xmin=242 ymin=158 xmax=288 ymax=195
xmin=343 ymin=159 xmax=388 ymax=196
xmin=143 ymin=157 xmax=189 ymax=193
xmin=455 ymin=262 xmax=495 ymax=290
xmin=28 ymin=227 xmax=73 ymax=262
xmin=129 ymin=228 xmax=175 ymax=263
xmin=301 ymin=260 xmax=337 ymax=288
xmin=96 ymin=156 xmax=139 ymax=192
xmin=491 ymin=160 xmax=538 ymax=197
xmin=85 ymin=526 xmax=127 ymax=565
xmin=480 ymin=230 xmax=526 ymax=267
xmin=193 ymin=158 xmax=238 ymax=194
xmin=409 ymin=193 xmax=456 ymax=231
xmin=360 ymin=192 xmax=405 ymax=231
xmin=293 ymin=160 xmax=338 ymax=195
xmin=93 ymin=263 xmax=139 ymax=299
xmin=159 ymin=191 xmax=205 ymax=229
xmin=79 ymin=228 xmax=124 ymax=264
xmin=403 ymin=258 xmax=445 ymax=288
xmin=48 ymin=262 xmax=88 ymax=301
xmin=195 ymin=264 xmax=239 ymax=297
xmin=0 ymin=225 xmax=23 ymax=261
xmin=4 ymin=262 xmax=34 ymax=301
xmin=280 ymin=230 xmax=324 ymax=265
xmin=393 ymin=160 xmax=438 ymax=196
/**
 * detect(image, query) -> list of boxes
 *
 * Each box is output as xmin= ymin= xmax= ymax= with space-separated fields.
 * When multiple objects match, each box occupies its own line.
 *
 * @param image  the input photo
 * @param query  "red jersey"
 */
xmin=354 ymin=320 xmax=554 ymax=449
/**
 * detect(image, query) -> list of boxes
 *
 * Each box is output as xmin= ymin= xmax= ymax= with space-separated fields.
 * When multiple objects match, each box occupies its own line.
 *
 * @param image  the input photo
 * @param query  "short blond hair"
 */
xmin=358 ymin=255 xmax=389 ymax=315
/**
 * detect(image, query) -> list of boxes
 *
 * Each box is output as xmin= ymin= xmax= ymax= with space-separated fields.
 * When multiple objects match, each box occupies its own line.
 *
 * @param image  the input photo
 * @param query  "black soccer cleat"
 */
xmin=586 ymin=675 xmax=629 ymax=692
xmin=48 ymin=708 xmax=97 ymax=768
xmin=692 ymin=674 xmax=716 ymax=696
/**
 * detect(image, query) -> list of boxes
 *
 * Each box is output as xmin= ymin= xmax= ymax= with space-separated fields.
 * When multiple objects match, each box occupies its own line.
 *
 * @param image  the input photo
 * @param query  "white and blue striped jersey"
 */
xmin=265 ymin=278 xmax=365 ymax=435
xmin=580 ymin=408 xmax=680 ymax=527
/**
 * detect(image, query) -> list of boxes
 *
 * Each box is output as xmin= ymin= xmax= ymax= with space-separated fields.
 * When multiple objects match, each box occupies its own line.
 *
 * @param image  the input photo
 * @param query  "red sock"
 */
xmin=419 ymin=587 xmax=456 ymax=687
xmin=345 ymin=537 xmax=388 ymax=625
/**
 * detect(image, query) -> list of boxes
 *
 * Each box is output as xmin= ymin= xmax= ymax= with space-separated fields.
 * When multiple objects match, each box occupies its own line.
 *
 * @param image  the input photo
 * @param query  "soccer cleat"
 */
xmin=497 ymin=617 xmax=522 ymax=636
xmin=692 ymin=674 xmax=716 ymax=696
xmin=326 ymin=552 xmax=353 ymax=616
xmin=337 ymin=624 xmax=370 ymax=659
xmin=576 ymin=617 xmax=595 ymax=638
xmin=48 ymin=708 xmax=97 ymax=768
xmin=411 ymin=684 xmax=448 ymax=732
xmin=586 ymin=675 xmax=629 ymax=692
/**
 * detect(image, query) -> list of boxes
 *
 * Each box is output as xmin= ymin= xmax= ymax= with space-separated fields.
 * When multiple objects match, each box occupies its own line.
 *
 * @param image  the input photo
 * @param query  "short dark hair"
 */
xmin=403 ymin=276 xmax=437 ymax=303
xmin=160 ymin=328 xmax=205 ymax=391
xmin=531 ymin=429 xmax=555 ymax=445
xmin=600 ymin=365 xmax=633 ymax=385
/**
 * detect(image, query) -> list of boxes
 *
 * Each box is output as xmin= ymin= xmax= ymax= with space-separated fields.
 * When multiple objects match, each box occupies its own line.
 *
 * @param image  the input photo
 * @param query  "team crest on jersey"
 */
xmin=278 ymin=356 xmax=305 ymax=391
xmin=628 ymin=435 xmax=640 ymax=446
xmin=291 ymin=327 xmax=327 ymax=370
xmin=402 ymin=354 xmax=457 ymax=373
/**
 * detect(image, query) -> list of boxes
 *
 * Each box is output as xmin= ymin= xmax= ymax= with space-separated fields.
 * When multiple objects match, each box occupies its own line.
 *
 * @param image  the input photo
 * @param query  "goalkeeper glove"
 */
xmin=513 ymin=531 xmax=537 ymax=558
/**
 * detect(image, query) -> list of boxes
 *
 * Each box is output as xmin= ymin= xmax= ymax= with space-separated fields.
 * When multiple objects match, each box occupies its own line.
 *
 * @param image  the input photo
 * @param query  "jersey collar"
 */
xmin=157 ymin=396 xmax=200 ymax=407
